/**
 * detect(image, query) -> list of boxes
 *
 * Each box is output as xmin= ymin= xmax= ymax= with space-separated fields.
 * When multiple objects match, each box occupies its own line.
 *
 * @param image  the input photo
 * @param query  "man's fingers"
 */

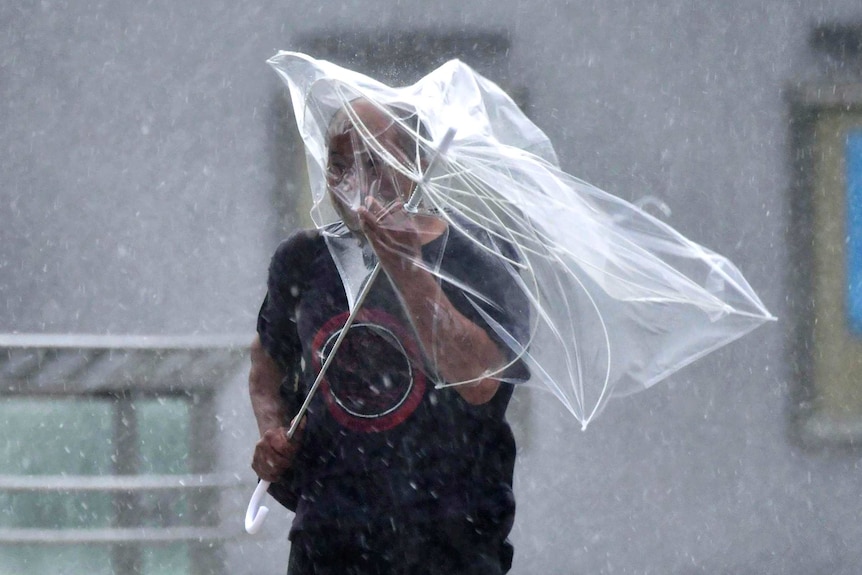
xmin=256 ymin=450 xmax=291 ymax=471
xmin=359 ymin=200 xmax=413 ymax=242
xmin=252 ymin=426 xmax=302 ymax=481
xmin=252 ymin=449 xmax=291 ymax=481
xmin=254 ymin=439 xmax=294 ymax=464
xmin=358 ymin=207 xmax=377 ymax=234
xmin=365 ymin=196 xmax=405 ymax=224
xmin=265 ymin=428 xmax=299 ymax=456
xmin=376 ymin=200 xmax=404 ymax=223
xmin=289 ymin=415 xmax=307 ymax=435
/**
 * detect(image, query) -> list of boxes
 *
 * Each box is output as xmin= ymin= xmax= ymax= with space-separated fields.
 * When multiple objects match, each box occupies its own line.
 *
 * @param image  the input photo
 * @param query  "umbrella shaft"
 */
xmin=286 ymin=263 xmax=382 ymax=439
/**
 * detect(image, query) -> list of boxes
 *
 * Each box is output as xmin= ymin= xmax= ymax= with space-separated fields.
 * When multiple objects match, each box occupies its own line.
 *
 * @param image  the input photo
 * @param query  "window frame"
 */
xmin=787 ymin=82 xmax=862 ymax=447
xmin=0 ymin=334 xmax=247 ymax=575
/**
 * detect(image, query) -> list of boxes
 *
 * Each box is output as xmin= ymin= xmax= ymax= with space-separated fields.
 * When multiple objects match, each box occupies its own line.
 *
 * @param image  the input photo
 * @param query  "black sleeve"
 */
xmin=442 ymin=227 xmax=532 ymax=383
xmin=255 ymin=229 xmax=322 ymax=511
xmin=257 ymin=229 xmax=320 ymax=375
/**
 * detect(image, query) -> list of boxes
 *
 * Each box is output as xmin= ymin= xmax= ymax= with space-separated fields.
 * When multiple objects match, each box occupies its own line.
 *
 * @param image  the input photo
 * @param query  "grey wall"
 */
xmin=3 ymin=1 xmax=862 ymax=573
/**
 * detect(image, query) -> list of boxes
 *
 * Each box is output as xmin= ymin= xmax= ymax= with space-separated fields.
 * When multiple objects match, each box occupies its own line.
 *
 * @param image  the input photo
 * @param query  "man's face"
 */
xmin=326 ymin=100 xmax=418 ymax=232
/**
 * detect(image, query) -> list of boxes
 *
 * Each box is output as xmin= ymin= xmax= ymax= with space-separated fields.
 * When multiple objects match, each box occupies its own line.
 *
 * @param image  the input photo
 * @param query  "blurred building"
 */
xmin=2 ymin=1 xmax=862 ymax=573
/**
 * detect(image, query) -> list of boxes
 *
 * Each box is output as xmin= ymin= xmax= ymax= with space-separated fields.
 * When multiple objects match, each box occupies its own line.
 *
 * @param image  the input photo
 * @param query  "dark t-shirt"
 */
xmin=257 ymin=220 xmax=529 ymax=535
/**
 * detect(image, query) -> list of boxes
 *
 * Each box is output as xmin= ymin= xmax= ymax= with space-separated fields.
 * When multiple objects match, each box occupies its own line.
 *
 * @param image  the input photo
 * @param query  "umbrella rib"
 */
xmin=453 ymin=155 xmax=735 ymax=313
xmin=433 ymin=154 xmax=620 ymax=420
xmin=423 ymin=164 xmax=590 ymax=415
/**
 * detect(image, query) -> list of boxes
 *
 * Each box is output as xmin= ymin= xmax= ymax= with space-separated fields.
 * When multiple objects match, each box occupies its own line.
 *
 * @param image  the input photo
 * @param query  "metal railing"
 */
xmin=0 ymin=334 xmax=250 ymax=575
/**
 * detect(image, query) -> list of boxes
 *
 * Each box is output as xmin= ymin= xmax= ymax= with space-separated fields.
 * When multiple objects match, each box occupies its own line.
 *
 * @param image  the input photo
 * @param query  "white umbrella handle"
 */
xmin=244 ymin=480 xmax=271 ymax=534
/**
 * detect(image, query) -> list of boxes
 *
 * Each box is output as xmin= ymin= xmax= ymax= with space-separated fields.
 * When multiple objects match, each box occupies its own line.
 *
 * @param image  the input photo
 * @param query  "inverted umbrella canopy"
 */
xmin=267 ymin=50 xmax=774 ymax=430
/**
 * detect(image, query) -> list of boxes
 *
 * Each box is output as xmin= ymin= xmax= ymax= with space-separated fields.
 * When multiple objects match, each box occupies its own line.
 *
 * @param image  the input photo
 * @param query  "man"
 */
xmin=249 ymin=98 xmax=528 ymax=574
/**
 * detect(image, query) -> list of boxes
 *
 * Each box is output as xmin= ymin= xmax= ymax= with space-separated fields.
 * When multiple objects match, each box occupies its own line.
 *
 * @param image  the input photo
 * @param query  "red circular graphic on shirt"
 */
xmin=311 ymin=308 xmax=426 ymax=433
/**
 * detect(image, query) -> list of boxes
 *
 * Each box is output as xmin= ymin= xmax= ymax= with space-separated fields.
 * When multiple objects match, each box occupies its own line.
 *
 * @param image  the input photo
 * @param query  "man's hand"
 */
xmin=251 ymin=417 xmax=306 ymax=483
xmin=358 ymin=197 xmax=504 ymax=404
xmin=357 ymin=197 xmax=423 ymax=272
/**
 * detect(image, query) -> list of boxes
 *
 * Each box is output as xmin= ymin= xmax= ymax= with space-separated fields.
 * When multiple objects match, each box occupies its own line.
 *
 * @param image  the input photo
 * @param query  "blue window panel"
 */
xmin=848 ymin=130 xmax=862 ymax=335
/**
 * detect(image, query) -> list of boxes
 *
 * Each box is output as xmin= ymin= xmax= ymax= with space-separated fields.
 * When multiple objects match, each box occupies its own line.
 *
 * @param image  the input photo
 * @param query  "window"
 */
xmin=0 ymin=335 xmax=246 ymax=574
xmin=788 ymin=83 xmax=862 ymax=445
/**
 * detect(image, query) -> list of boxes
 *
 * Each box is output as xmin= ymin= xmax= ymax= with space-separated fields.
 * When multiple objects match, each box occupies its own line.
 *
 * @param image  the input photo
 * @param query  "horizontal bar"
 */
xmin=0 ymin=333 xmax=252 ymax=350
xmin=799 ymin=411 xmax=862 ymax=446
xmin=787 ymin=82 xmax=862 ymax=108
xmin=2 ymin=377 xmax=225 ymax=396
xmin=0 ymin=473 xmax=245 ymax=492
xmin=0 ymin=526 xmax=238 ymax=545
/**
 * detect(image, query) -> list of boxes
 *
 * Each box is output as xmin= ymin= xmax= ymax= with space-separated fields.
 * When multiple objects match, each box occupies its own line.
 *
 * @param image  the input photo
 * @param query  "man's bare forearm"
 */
xmin=249 ymin=335 xmax=306 ymax=482
xmin=248 ymin=335 xmax=287 ymax=436
xmin=356 ymin=201 xmax=504 ymax=404
xmin=386 ymin=264 xmax=504 ymax=404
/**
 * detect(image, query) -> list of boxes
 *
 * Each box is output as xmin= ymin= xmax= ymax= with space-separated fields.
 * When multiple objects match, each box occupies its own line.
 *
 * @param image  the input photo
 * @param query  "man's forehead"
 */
xmin=328 ymin=100 xmax=399 ymax=140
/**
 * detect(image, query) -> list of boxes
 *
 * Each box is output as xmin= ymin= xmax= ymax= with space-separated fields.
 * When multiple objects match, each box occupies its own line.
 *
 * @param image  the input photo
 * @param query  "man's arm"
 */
xmin=358 ymin=201 xmax=505 ymax=405
xmin=249 ymin=335 xmax=287 ymax=435
xmin=249 ymin=335 xmax=303 ymax=483
xmin=391 ymin=265 xmax=505 ymax=405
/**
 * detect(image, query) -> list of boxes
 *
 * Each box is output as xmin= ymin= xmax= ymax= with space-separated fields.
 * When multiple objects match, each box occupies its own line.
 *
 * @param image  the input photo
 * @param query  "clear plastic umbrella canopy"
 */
xmin=268 ymin=51 xmax=774 ymax=430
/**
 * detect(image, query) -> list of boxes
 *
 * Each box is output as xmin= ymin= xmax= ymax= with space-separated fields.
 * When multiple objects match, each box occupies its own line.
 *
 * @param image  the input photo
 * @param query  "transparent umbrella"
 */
xmin=245 ymin=52 xmax=774 ymax=533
